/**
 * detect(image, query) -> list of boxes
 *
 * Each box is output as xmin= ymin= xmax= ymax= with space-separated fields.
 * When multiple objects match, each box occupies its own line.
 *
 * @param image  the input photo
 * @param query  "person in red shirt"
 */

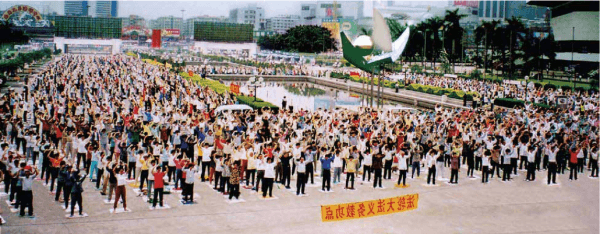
xmin=151 ymin=166 xmax=167 ymax=209
xmin=569 ymin=146 xmax=580 ymax=180
xmin=174 ymin=154 xmax=185 ymax=190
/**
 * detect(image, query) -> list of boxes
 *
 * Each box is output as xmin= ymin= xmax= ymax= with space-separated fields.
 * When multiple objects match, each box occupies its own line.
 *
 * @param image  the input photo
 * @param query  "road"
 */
xmin=1 ymin=165 xmax=597 ymax=234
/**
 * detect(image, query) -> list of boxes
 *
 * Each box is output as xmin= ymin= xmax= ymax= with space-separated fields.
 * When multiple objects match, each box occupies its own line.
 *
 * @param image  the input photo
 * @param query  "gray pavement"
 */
xmin=1 ymin=166 xmax=597 ymax=234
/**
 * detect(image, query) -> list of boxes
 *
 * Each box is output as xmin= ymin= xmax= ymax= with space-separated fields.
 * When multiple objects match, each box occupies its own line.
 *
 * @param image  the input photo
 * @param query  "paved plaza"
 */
xmin=1 ymin=167 xmax=598 ymax=234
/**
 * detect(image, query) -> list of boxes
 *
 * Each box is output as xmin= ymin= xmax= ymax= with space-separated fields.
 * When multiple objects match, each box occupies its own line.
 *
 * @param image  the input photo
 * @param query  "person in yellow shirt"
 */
xmin=139 ymin=154 xmax=149 ymax=194
xmin=344 ymin=155 xmax=358 ymax=190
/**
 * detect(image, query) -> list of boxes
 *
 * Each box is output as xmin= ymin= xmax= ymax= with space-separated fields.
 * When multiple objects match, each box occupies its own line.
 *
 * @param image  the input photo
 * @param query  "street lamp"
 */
xmin=247 ymin=76 xmax=264 ymax=101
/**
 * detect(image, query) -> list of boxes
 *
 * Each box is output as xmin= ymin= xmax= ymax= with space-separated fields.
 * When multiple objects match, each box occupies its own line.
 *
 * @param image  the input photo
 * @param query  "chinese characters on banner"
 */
xmin=230 ymin=84 xmax=240 ymax=94
xmin=321 ymin=194 xmax=419 ymax=222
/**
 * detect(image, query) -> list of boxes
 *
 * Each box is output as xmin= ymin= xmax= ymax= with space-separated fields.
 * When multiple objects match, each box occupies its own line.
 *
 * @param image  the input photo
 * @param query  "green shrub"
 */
xmin=179 ymin=72 xmax=279 ymax=111
xmin=406 ymin=83 xmax=474 ymax=100
xmin=561 ymin=85 xmax=573 ymax=91
xmin=470 ymin=69 xmax=482 ymax=80
xmin=495 ymin=98 xmax=554 ymax=109
xmin=543 ymin=83 xmax=557 ymax=90
xmin=494 ymin=98 xmax=525 ymax=108
xmin=236 ymin=95 xmax=279 ymax=112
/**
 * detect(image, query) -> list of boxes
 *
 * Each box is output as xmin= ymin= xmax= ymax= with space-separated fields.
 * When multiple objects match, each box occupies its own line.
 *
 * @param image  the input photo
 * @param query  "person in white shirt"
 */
xmin=526 ymin=146 xmax=537 ymax=181
xmin=262 ymin=157 xmax=276 ymax=198
xmin=254 ymin=154 xmax=265 ymax=192
xmin=589 ymin=146 xmax=598 ymax=178
xmin=113 ymin=166 xmax=129 ymax=213
xmin=75 ymin=134 xmax=91 ymax=170
xmin=396 ymin=150 xmax=409 ymax=186
xmin=425 ymin=149 xmax=439 ymax=185
xmin=546 ymin=144 xmax=559 ymax=185
xmin=482 ymin=150 xmax=491 ymax=183
xmin=200 ymin=143 xmax=214 ymax=182
xmin=362 ymin=150 xmax=372 ymax=182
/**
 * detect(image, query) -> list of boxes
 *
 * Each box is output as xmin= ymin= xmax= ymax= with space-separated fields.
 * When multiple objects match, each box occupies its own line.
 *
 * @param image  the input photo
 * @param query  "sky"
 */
xmin=0 ymin=0 xmax=451 ymax=20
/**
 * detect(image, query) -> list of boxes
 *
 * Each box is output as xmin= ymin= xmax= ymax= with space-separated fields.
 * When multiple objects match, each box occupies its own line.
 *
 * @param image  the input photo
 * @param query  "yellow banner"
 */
xmin=321 ymin=193 xmax=419 ymax=222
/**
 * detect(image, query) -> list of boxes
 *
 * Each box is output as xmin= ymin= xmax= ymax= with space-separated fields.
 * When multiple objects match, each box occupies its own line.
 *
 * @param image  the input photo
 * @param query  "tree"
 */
xmin=424 ymin=17 xmax=444 ymax=71
xmin=257 ymin=25 xmax=336 ymax=53
xmin=475 ymin=20 xmax=499 ymax=76
xmin=505 ymin=17 xmax=526 ymax=78
xmin=443 ymin=9 xmax=467 ymax=73
xmin=0 ymin=21 xmax=29 ymax=47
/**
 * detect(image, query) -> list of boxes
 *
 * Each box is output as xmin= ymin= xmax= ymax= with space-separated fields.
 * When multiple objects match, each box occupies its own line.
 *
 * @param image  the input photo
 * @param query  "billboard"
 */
xmin=454 ymin=0 xmax=479 ymax=8
xmin=151 ymin=29 xmax=161 ymax=48
xmin=194 ymin=22 xmax=253 ymax=43
xmin=162 ymin=29 xmax=180 ymax=37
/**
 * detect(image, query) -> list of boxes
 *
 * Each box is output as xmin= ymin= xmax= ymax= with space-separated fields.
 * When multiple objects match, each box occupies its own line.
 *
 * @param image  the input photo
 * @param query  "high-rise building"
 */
xmin=96 ymin=1 xmax=118 ymax=18
xmin=478 ymin=0 xmax=507 ymax=20
xmin=229 ymin=5 xmax=265 ymax=30
xmin=301 ymin=3 xmax=318 ymax=25
xmin=184 ymin=16 xmax=229 ymax=38
xmin=150 ymin=16 xmax=183 ymax=30
xmin=316 ymin=1 xmax=363 ymax=20
xmin=266 ymin=15 xmax=301 ymax=34
xmin=505 ymin=1 xmax=547 ymax=21
xmin=528 ymin=1 xmax=599 ymax=77
xmin=64 ymin=1 xmax=89 ymax=16
xmin=121 ymin=15 xmax=146 ymax=28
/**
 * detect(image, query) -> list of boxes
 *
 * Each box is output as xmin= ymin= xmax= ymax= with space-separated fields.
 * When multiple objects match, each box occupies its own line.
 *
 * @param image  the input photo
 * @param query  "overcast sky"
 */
xmin=0 ymin=0 xmax=450 ymax=20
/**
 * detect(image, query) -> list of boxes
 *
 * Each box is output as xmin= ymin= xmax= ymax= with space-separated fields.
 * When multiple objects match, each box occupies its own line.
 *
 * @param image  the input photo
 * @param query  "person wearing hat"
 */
xmin=19 ymin=165 xmax=38 ymax=217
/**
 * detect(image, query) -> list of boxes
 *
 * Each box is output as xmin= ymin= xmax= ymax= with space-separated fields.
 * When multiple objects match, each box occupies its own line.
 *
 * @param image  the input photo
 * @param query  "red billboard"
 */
xmin=151 ymin=29 xmax=161 ymax=48
xmin=454 ymin=0 xmax=479 ymax=8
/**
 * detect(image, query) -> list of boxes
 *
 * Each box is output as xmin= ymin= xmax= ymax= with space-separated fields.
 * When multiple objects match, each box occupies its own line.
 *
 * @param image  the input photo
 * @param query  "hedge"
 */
xmin=406 ymin=83 xmax=475 ymax=100
xmin=179 ymin=72 xmax=279 ymax=112
xmin=543 ymin=83 xmax=557 ymax=90
xmin=494 ymin=98 xmax=554 ymax=109
xmin=127 ymin=51 xmax=186 ymax=68
xmin=494 ymin=98 xmax=524 ymax=108
xmin=0 ymin=48 xmax=52 ymax=73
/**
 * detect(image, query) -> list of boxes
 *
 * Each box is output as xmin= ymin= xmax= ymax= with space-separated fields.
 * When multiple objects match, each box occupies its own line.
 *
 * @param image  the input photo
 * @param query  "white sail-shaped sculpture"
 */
xmin=372 ymin=9 xmax=392 ymax=52
xmin=368 ymin=26 xmax=410 ymax=63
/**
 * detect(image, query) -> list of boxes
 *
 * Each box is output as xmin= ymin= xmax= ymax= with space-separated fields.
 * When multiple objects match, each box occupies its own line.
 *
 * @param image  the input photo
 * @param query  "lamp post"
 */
xmin=247 ymin=76 xmax=264 ymax=101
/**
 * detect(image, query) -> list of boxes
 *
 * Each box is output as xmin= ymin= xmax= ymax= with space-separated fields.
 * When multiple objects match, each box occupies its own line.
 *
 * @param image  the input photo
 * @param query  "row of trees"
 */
xmin=257 ymin=25 xmax=336 ymax=54
xmin=362 ymin=9 xmax=557 ymax=79
xmin=257 ymin=10 xmax=562 ymax=80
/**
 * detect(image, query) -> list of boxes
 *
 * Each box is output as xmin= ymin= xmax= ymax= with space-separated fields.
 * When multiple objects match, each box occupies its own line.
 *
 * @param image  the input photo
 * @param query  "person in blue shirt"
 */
xmin=319 ymin=147 xmax=334 ymax=192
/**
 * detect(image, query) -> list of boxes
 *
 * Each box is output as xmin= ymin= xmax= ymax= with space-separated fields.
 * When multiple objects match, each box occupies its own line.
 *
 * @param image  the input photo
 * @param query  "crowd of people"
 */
xmin=0 ymin=53 xmax=597 ymax=224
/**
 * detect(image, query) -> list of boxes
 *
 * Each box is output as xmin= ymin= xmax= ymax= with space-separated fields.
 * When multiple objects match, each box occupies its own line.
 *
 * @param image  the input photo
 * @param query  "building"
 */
xmin=121 ymin=15 xmax=146 ymax=28
xmin=528 ymin=1 xmax=599 ymax=77
xmin=478 ymin=0 xmax=507 ymax=20
xmin=64 ymin=1 xmax=89 ymax=16
xmin=506 ymin=1 xmax=547 ymax=20
xmin=183 ymin=16 xmax=229 ymax=38
xmin=229 ymin=4 xmax=265 ymax=31
xmin=301 ymin=3 xmax=318 ymax=25
xmin=315 ymin=1 xmax=363 ymax=20
xmin=150 ymin=16 xmax=183 ymax=30
xmin=48 ymin=15 xmax=122 ymax=39
xmin=96 ymin=1 xmax=118 ymax=18
xmin=266 ymin=15 xmax=301 ymax=34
